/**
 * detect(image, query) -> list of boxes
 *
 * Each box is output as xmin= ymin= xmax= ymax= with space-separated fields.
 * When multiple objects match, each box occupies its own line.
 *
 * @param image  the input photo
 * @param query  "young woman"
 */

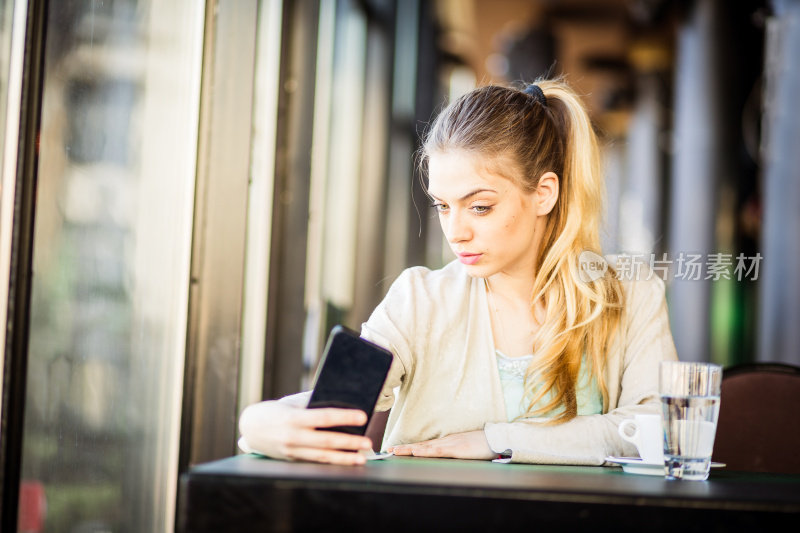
xmin=238 ymin=79 xmax=678 ymax=466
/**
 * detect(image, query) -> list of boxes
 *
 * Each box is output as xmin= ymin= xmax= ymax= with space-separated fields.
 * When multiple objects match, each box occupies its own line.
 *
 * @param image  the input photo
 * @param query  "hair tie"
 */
xmin=523 ymin=84 xmax=547 ymax=107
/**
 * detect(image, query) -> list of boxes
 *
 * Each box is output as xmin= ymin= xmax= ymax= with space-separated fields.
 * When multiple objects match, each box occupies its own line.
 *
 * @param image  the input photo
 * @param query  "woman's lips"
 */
xmin=457 ymin=253 xmax=482 ymax=265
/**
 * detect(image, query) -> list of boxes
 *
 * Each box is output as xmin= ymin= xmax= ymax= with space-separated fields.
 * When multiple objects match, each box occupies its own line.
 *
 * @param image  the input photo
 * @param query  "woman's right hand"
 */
xmin=238 ymin=400 xmax=374 ymax=465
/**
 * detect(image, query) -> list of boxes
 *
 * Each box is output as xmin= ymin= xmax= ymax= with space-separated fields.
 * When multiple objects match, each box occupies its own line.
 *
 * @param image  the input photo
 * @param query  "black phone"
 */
xmin=306 ymin=325 xmax=393 ymax=435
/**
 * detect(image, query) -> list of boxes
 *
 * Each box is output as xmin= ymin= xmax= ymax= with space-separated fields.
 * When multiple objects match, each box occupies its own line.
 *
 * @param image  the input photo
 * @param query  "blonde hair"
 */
xmin=422 ymin=79 xmax=623 ymax=423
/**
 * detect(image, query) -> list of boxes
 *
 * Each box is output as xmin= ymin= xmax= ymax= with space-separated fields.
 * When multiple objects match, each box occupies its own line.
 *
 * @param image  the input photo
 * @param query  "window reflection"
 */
xmin=19 ymin=2 xmax=203 ymax=532
xmin=1 ymin=1 xmax=29 ymax=433
xmin=0 ymin=0 xmax=15 ymax=158
xmin=0 ymin=0 xmax=18 ymax=414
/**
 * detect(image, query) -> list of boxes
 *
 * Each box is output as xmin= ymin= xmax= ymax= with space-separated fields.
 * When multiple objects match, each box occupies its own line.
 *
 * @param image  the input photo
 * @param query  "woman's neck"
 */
xmin=485 ymin=269 xmax=536 ymax=306
xmin=485 ymin=275 xmax=541 ymax=358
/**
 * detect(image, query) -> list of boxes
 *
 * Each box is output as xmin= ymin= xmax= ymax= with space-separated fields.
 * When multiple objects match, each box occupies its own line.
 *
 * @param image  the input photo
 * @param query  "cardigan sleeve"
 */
xmin=360 ymin=267 xmax=424 ymax=412
xmin=483 ymin=275 xmax=679 ymax=465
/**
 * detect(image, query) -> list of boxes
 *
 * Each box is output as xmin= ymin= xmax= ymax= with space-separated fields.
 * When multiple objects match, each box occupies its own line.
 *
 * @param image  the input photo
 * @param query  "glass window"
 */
xmin=239 ymin=0 xmax=283 ymax=417
xmin=18 ymin=1 xmax=204 ymax=531
xmin=0 ymin=0 xmax=26 ymax=426
xmin=320 ymin=0 xmax=367 ymax=314
xmin=303 ymin=0 xmax=368 ymax=382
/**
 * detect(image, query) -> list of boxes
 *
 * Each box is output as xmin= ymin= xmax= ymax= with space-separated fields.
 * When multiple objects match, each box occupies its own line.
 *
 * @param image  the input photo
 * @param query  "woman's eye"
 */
xmin=471 ymin=205 xmax=491 ymax=214
xmin=431 ymin=202 xmax=449 ymax=213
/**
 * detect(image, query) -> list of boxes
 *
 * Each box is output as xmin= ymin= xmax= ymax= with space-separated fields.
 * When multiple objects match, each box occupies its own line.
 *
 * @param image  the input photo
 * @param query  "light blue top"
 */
xmin=495 ymin=350 xmax=603 ymax=421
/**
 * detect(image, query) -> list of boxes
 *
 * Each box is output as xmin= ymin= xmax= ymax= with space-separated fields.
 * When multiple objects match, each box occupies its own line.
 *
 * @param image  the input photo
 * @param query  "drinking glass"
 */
xmin=659 ymin=361 xmax=722 ymax=480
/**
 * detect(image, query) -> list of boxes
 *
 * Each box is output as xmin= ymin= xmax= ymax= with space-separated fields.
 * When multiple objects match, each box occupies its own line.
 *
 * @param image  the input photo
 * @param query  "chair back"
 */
xmin=713 ymin=363 xmax=800 ymax=474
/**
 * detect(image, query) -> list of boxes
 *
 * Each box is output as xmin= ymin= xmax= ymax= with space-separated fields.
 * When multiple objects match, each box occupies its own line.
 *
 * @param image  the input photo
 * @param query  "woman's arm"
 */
xmin=481 ymin=405 xmax=659 ymax=465
xmin=236 ymin=280 xmax=410 ymax=464
xmin=237 ymin=269 xmax=417 ymax=465
xmin=237 ymin=391 xmax=374 ymax=465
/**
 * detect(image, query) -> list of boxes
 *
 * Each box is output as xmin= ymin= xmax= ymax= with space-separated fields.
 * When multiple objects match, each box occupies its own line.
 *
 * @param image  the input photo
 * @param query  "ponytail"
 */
xmin=522 ymin=80 xmax=623 ymax=422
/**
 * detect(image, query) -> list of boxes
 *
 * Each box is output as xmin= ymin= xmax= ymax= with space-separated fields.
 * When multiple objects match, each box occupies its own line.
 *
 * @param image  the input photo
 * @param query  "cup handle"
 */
xmin=618 ymin=419 xmax=639 ymax=446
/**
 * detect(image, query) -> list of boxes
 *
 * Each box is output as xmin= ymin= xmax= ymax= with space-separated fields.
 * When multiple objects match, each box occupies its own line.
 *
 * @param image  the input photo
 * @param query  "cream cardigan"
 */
xmin=358 ymin=259 xmax=679 ymax=465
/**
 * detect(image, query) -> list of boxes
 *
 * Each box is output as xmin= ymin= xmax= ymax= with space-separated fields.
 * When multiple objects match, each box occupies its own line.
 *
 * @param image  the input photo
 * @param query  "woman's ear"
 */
xmin=535 ymin=172 xmax=559 ymax=216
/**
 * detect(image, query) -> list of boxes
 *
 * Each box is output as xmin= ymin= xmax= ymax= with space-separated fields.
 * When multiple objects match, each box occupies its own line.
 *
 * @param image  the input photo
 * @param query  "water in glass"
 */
xmin=661 ymin=395 xmax=720 ymax=480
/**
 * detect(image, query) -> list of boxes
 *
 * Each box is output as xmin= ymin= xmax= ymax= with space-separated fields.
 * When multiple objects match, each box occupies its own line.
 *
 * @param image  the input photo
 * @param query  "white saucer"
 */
xmin=605 ymin=456 xmax=725 ymax=476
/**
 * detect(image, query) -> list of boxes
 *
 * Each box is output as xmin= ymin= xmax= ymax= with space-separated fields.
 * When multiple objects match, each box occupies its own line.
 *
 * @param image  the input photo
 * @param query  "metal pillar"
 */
xmin=757 ymin=0 xmax=800 ymax=365
xmin=667 ymin=0 xmax=723 ymax=362
xmin=621 ymin=73 xmax=664 ymax=255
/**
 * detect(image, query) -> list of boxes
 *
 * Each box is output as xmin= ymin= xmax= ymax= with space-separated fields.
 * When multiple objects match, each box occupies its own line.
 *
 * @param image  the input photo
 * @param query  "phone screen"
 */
xmin=306 ymin=325 xmax=393 ymax=435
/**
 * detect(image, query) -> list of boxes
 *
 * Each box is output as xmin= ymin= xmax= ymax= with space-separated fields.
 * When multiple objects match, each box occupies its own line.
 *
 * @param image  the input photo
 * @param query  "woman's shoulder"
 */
xmin=605 ymin=253 xmax=668 ymax=310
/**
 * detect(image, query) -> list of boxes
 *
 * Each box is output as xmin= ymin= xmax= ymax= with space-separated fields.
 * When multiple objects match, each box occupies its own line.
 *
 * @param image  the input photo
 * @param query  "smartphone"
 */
xmin=306 ymin=325 xmax=393 ymax=435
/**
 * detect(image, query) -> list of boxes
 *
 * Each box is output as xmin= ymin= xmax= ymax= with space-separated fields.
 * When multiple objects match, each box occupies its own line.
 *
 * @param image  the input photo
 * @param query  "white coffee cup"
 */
xmin=618 ymin=414 xmax=664 ymax=464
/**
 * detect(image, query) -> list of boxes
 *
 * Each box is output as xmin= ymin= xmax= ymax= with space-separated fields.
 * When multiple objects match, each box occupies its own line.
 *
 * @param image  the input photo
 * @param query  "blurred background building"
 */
xmin=0 ymin=0 xmax=797 ymax=532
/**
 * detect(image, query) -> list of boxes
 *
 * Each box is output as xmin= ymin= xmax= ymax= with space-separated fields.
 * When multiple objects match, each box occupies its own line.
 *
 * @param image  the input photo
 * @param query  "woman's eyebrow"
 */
xmin=427 ymin=188 xmax=497 ymax=202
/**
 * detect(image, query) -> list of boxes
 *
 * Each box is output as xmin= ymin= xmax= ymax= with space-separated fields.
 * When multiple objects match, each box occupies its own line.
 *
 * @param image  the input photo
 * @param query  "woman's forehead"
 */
xmin=427 ymin=150 xmax=520 ymax=197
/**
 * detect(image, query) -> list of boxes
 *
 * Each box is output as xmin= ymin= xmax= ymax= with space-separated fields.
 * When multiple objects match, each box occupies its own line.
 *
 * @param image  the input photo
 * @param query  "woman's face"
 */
xmin=427 ymin=150 xmax=543 ymax=280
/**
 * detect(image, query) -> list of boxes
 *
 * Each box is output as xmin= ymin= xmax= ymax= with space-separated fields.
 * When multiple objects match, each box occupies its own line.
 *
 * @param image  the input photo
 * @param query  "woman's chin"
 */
xmin=460 ymin=263 xmax=494 ymax=278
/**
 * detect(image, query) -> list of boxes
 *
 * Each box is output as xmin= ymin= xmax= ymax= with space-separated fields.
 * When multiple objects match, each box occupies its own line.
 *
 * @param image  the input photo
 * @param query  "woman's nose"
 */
xmin=443 ymin=212 xmax=471 ymax=243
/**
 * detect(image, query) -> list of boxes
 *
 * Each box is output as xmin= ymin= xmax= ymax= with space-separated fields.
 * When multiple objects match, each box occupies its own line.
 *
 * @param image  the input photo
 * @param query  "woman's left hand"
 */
xmin=387 ymin=430 xmax=496 ymax=460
